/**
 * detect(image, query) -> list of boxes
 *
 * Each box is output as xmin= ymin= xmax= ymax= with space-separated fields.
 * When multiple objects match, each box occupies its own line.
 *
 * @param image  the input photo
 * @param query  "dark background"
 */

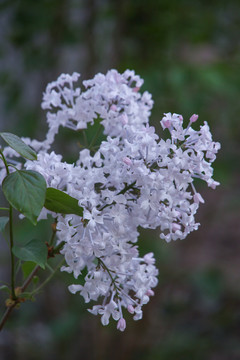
xmin=0 ymin=0 xmax=240 ymax=359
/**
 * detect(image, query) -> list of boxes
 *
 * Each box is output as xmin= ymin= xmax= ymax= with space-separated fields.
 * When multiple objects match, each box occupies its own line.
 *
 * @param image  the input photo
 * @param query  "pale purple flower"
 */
xmin=0 ymin=69 xmax=220 ymax=331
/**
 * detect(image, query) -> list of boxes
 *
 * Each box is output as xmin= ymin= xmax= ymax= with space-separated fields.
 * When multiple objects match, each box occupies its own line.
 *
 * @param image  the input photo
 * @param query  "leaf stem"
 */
xmin=9 ymin=206 xmax=16 ymax=300
xmin=0 ymin=150 xmax=16 ymax=300
xmin=0 ymin=151 xmax=10 ymax=176
xmin=0 ymin=264 xmax=40 ymax=332
xmin=7 ymin=164 xmax=19 ymax=171
xmin=82 ymin=130 xmax=88 ymax=147
xmin=0 ymin=222 xmax=65 ymax=331
xmin=49 ymin=220 xmax=57 ymax=246
xmin=31 ymin=258 xmax=65 ymax=295
xmin=88 ymin=124 xmax=102 ymax=149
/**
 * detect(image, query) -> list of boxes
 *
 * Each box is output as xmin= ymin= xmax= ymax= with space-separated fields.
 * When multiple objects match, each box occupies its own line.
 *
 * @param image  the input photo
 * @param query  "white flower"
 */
xmin=98 ymin=300 xmax=120 ymax=326
xmin=0 ymin=69 xmax=220 ymax=331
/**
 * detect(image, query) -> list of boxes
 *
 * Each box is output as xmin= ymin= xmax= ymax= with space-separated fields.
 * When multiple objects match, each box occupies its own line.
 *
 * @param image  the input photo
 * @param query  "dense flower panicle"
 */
xmin=40 ymin=69 xmax=153 ymax=149
xmin=0 ymin=69 xmax=220 ymax=330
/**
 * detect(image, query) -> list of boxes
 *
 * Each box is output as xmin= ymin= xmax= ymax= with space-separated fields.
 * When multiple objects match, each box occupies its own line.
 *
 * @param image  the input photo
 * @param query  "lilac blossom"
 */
xmin=0 ymin=69 xmax=220 ymax=331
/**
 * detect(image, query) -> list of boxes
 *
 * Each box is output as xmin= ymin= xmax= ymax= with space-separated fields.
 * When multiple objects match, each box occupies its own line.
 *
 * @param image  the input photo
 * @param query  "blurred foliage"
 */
xmin=0 ymin=0 xmax=240 ymax=359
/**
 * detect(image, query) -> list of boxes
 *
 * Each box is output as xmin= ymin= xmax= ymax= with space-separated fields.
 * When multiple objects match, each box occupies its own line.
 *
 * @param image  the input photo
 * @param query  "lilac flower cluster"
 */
xmin=1 ymin=70 xmax=220 ymax=331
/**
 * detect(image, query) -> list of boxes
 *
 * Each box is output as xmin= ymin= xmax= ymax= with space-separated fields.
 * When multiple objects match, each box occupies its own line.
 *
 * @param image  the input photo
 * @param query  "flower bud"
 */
xmin=133 ymin=86 xmax=140 ymax=92
xmin=110 ymin=104 xmax=117 ymax=111
xmin=190 ymin=114 xmax=198 ymax=123
xmin=122 ymin=157 xmax=132 ymax=166
xmin=117 ymin=318 xmax=126 ymax=331
xmin=127 ymin=305 xmax=135 ymax=314
xmin=146 ymin=289 xmax=155 ymax=297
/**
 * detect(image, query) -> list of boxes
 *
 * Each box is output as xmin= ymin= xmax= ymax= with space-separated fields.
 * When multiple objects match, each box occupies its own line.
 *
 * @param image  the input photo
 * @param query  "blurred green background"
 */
xmin=0 ymin=0 xmax=240 ymax=359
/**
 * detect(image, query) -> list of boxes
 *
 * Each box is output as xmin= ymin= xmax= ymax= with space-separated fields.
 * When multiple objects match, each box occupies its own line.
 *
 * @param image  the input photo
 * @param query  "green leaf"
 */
xmin=0 ymin=285 xmax=11 ymax=294
xmin=0 ymin=216 xmax=9 ymax=232
xmin=2 ymin=170 xmax=46 ymax=225
xmin=0 ymin=132 xmax=37 ymax=160
xmin=19 ymin=292 xmax=35 ymax=301
xmin=13 ymin=239 xmax=48 ymax=269
xmin=44 ymin=187 xmax=83 ymax=217
xmin=32 ymin=275 xmax=39 ymax=285
xmin=32 ymin=276 xmax=39 ymax=285
xmin=21 ymin=261 xmax=37 ymax=278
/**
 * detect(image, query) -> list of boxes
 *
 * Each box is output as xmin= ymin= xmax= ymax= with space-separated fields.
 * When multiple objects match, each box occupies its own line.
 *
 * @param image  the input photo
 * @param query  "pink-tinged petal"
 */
xmin=117 ymin=318 xmax=126 ymax=331
xmin=133 ymin=86 xmax=140 ymax=92
xmin=190 ymin=114 xmax=199 ymax=123
xmin=162 ymin=119 xmax=171 ymax=128
xmin=146 ymin=289 xmax=155 ymax=297
xmin=127 ymin=305 xmax=135 ymax=314
xmin=110 ymin=104 xmax=117 ymax=111
xmin=172 ymin=223 xmax=181 ymax=232
xmin=122 ymin=157 xmax=132 ymax=166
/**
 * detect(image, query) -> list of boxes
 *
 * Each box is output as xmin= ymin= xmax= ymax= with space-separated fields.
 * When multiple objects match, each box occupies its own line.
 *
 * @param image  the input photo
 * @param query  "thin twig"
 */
xmin=21 ymin=265 xmax=40 ymax=292
xmin=0 ymin=265 xmax=40 ymax=332
xmin=9 ymin=205 xmax=16 ymax=300
xmin=0 ymin=150 xmax=16 ymax=300
xmin=0 ymin=223 xmax=64 ymax=331
xmin=31 ymin=258 xmax=65 ymax=295
xmin=0 ymin=306 xmax=15 ymax=332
